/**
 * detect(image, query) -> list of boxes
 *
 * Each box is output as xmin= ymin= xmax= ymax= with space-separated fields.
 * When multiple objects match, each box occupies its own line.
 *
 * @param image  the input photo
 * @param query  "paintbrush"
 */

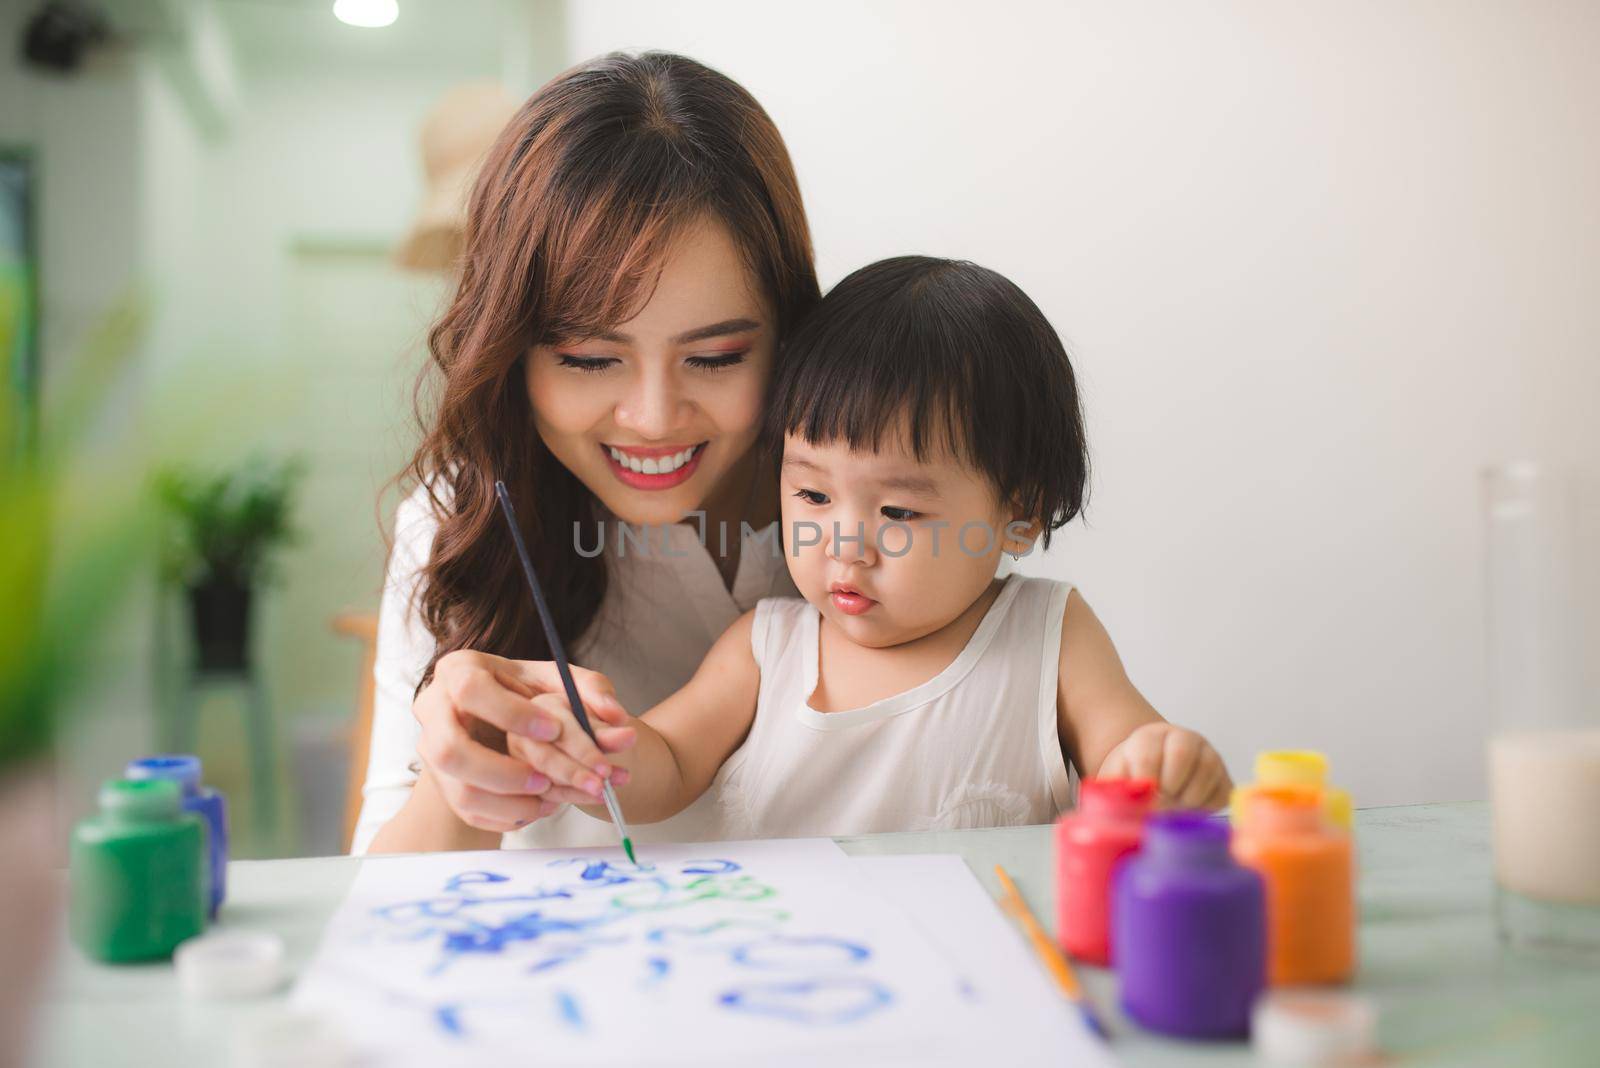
xmin=493 ymin=479 xmax=636 ymax=864
xmin=993 ymin=864 xmax=1109 ymax=1041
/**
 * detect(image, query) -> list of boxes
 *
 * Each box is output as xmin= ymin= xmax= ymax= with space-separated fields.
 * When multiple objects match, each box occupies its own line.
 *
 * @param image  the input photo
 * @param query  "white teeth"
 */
xmin=609 ymin=443 xmax=700 ymax=475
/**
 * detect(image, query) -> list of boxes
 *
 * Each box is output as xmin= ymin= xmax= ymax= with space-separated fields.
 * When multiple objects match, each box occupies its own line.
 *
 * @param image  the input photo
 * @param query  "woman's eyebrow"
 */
xmin=673 ymin=317 xmax=761 ymax=344
xmin=587 ymin=318 xmax=761 ymax=346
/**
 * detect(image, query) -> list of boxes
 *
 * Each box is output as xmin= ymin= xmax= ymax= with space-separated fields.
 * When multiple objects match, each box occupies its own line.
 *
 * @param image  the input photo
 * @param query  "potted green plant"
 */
xmin=155 ymin=456 xmax=306 ymax=674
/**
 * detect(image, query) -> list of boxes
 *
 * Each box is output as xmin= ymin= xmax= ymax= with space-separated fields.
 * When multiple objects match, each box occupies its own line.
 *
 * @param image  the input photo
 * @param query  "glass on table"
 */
xmin=1483 ymin=462 xmax=1600 ymax=955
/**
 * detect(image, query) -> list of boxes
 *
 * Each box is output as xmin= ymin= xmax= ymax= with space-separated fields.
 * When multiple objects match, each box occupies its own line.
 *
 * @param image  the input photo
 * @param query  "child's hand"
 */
xmin=503 ymin=693 xmax=638 ymax=808
xmin=1097 ymin=723 xmax=1232 ymax=810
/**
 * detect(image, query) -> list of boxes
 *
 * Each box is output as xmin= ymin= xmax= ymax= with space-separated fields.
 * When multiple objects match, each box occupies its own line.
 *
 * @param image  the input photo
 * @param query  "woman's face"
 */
xmin=524 ymin=215 xmax=775 ymax=528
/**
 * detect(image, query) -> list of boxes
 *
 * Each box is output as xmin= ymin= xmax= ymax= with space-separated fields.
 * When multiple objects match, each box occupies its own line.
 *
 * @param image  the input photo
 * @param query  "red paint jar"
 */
xmin=1055 ymin=777 xmax=1156 ymax=965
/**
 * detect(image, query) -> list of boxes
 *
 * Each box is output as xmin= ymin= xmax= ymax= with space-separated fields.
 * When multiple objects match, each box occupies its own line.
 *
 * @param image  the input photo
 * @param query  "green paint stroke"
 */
xmin=609 ymin=874 xmax=777 ymax=912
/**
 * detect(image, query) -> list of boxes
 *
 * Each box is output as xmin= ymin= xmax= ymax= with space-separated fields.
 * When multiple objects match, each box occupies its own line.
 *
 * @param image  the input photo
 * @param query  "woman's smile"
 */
xmin=601 ymin=440 xmax=710 ymax=490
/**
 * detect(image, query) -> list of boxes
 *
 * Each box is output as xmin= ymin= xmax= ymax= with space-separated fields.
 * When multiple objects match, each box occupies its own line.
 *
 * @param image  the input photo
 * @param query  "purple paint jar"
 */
xmin=1112 ymin=811 xmax=1266 ymax=1039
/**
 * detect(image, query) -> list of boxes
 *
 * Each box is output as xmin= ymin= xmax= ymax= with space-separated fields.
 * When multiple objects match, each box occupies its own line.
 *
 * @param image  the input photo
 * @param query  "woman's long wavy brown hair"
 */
xmin=397 ymin=52 xmax=818 ymax=703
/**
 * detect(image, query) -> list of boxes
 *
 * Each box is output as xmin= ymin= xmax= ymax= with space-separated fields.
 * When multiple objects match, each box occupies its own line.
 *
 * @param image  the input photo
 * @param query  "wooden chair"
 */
xmin=330 ymin=612 xmax=380 ymax=852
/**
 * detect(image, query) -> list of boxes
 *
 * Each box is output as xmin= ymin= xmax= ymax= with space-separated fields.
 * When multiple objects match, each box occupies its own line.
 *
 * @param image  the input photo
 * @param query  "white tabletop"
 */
xmin=35 ymin=802 xmax=1600 ymax=1066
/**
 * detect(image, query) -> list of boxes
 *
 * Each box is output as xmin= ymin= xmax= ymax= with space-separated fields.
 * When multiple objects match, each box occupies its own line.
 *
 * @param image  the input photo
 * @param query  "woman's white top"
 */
xmin=351 ymin=482 xmax=799 ymax=854
xmin=710 ymin=573 xmax=1078 ymax=839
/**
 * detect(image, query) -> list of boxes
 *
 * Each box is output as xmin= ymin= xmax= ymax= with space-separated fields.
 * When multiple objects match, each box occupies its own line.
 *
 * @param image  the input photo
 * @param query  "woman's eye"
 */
xmin=686 ymin=351 xmax=748 ymax=371
xmin=881 ymin=506 xmax=919 ymax=522
xmin=558 ymin=354 xmax=618 ymax=374
xmin=793 ymin=489 xmax=828 ymax=506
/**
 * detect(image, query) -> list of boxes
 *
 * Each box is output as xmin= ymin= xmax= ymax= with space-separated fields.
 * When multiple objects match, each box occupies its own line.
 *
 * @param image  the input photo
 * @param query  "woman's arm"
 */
xmin=353 ymin=487 xmax=446 ymax=854
xmin=366 ymin=650 xmax=635 ymax=853
xmin=359 ymin=487 xmax=624 ymax=855
xmin=367 ymin=768 xmax=509 ymax=853
xmin=1055 ymin=589 xmax=1231 ymax=808
xmin=512 ymin=609 xmax=763 ymax=825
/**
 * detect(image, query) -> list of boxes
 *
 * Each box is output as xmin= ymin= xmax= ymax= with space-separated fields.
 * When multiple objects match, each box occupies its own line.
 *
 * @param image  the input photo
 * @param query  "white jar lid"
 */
xmin=1252 ymin=990 xmax=1378 ymax=1064
xmin=175 ymin=931 xmax=286 ymax=999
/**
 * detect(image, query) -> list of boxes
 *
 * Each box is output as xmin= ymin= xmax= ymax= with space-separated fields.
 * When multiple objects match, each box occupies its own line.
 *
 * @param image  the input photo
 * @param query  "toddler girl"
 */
xmin=515 ymin=256 xmax=1231 ymax=836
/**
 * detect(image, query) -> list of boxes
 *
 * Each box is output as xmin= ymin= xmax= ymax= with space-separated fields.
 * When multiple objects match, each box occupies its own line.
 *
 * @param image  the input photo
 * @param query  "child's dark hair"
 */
xmin=763 ymin=256 xmax=1089 ymax=548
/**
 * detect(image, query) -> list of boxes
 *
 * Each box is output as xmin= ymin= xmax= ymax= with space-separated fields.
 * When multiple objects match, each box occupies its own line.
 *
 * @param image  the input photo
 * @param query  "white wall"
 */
xmin=566 ymin=0 xmax=1600 ymax=806
xmin=139 ymin=3 xmax=565 ymax=852
xmin=14 ymin=0 xmax=565 ymax=856
xmin=179 ymin=65 xmax=455 ymax=712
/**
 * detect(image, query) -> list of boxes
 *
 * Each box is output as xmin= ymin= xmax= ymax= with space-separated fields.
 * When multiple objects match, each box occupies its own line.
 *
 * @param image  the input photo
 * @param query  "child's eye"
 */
xmin=793 ymin=489 xmax=828 ymax=506
xmin=558 ymin=354 xmax=618 ymax=374
xmin=686 ymin=351 xmax=748 ymax=371
xmin=881 ymin=506 xmax=919 ymax=522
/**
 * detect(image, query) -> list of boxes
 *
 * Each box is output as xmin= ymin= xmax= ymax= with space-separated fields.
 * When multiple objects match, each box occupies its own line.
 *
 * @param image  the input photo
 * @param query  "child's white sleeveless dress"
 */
xmin=711 ymin=573 xmax=1079 ymax=839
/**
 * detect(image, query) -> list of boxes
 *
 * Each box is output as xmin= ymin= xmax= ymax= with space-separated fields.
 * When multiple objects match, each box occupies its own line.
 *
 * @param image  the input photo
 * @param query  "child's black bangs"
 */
xmin=769 ymin=273 xmax=981 ymax=467
xmin=765 ymin=255 xmax=1089 ymax=548
xmin=786 ymin=343 xmax=974 ymax=466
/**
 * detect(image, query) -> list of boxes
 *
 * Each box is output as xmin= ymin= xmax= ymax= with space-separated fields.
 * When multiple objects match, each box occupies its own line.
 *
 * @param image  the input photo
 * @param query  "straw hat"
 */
xmin=394 ymin=81 xmax=521 ymax=271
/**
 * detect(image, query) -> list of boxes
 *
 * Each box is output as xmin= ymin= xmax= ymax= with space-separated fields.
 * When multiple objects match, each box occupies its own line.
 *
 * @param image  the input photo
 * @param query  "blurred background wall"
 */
xmin=7 ymin=0 xmax=1597 ymax=856
xmin=3 ymin=0 xmax=568 ymax=856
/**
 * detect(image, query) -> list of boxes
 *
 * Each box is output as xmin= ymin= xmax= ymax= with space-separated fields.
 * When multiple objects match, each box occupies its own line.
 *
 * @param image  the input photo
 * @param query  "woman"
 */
xmin=357 ymin=52 xmax=819 ymax=854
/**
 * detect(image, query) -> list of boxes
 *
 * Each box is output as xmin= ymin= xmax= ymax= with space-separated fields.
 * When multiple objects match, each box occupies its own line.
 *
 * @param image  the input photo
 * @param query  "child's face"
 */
xmin=780 ymin=427 xmax=1035 ymax=649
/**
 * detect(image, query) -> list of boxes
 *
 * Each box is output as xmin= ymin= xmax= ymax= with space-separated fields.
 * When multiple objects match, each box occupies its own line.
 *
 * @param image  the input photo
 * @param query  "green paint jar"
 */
xmin=70 ymin=778 xmax=206 ymax=962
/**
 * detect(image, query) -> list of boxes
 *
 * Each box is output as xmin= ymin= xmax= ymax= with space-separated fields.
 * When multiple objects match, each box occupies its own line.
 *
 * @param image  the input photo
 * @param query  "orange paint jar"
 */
xmin=1231 ymin=786 xmax=1355 ymax=985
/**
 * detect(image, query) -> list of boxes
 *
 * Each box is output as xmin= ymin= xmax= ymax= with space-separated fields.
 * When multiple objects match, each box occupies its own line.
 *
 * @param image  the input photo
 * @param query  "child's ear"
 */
xmin=1000 ymin=516 xmax=1043 ymax=558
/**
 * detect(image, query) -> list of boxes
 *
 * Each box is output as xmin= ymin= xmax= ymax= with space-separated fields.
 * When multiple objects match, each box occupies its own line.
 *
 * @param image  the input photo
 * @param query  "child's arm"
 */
xmin=1056 ymin=589 xmax=1232 ymax=809
xmin=506 ymin=610 xmax=763 ymax=825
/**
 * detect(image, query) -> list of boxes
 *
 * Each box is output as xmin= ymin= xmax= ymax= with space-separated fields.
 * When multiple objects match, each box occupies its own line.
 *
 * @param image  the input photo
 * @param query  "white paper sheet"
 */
xmin=848 ymin=855 xmax=1116 ymax=1067
xmin=295 ymin=838 xmax=1107 ymax=1067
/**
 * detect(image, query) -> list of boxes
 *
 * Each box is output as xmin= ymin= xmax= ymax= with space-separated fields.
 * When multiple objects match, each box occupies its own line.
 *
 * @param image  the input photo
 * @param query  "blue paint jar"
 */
xmin=126 ymin=755 xmax=228 ymax=918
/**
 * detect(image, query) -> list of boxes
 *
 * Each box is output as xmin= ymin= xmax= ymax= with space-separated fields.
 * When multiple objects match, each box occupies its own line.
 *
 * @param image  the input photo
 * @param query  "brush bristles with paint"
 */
xmin=493 ymin=479 xmax=636 ymax=864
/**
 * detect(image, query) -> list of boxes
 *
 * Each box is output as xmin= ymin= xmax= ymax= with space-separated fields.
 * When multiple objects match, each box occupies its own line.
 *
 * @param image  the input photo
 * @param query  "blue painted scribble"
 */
xmin=440 ymin=909 xmax=616 ymax=956
xmin=581 ymin=860 xmax=633 ymax=885
xmin=362 ymin=855 xmax=901 ymax=1035
xmin=372 ymin=896 xmax=474 ymax=922
xmin=730 ymin=935 xmax=871 ymax=970
xmin=373 ymin=886 xmax=573 ymax=924
xmin=443 ymin=871 xmax=510 ymax=892
xmin=549 ymin=857 xmax=657 ymax=886
xmin=555 ymin=990 xmax=585 ymax=1031
xmin=434 ymin=1003 xmax=465 ymax=1037
xmin=719 ymin=977 xmax=894 ymax=1026
xmin=642 ymin=955 xmax=670 ymax=986
xmin=646 ymin=919 xmax=784 ymax=948
xmin=526 ymin=944 xmax=586 ymax=973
